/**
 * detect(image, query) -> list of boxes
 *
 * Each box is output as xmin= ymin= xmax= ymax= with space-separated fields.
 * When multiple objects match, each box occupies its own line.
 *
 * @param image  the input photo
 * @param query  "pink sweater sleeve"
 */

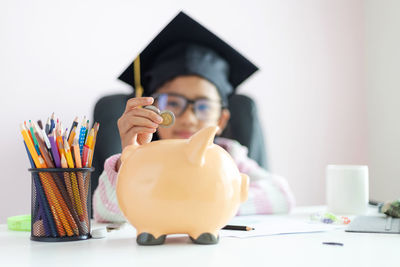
xmin=93 ymin=154 xmax=126 ymax=223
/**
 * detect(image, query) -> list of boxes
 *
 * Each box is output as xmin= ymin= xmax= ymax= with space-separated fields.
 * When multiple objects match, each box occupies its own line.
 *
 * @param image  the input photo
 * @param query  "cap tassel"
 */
xmin=134 ymin=55 xmax=143 ymax=98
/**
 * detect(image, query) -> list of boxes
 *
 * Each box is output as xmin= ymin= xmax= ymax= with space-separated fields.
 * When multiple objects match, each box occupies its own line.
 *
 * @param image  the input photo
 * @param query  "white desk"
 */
xmin=1 ymin=206 xmax=398 ymax=267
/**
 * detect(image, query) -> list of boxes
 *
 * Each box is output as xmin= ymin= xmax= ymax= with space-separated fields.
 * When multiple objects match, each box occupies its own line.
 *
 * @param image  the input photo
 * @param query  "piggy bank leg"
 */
xmin=136 ymin=232 xmax=167 ymax=246
xmin=189 ymin=233 xmax=219 ymax=245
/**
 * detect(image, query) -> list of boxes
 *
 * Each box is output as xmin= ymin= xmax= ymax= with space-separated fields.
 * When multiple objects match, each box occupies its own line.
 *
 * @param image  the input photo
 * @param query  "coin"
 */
xmin=143 ymin=105 xmax=161 ymax=115
xmin=159 ymin=110 xmax=175 ymax=128
xmin=143 ymin=105 xmax=175 ymax=127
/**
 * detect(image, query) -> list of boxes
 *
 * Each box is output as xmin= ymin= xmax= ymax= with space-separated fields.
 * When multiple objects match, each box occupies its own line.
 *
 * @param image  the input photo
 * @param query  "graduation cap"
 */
xmin=118 ymin=11 xmax=258 ymax=106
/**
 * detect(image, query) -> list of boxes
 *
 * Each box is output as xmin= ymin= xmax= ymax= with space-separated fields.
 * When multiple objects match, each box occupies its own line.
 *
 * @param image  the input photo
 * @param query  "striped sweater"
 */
xmin=93 ymin=137 xmax=296 ymax=223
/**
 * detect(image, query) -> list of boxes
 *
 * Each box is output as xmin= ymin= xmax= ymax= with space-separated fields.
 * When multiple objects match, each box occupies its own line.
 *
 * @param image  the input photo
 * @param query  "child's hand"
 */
xmin=118 ymin=97 xmax=163 ymax=150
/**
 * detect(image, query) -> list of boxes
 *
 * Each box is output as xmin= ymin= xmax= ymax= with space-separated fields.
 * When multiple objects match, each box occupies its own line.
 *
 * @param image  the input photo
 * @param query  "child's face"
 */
xmin=154 ymin=75 xmax=230 ymax=139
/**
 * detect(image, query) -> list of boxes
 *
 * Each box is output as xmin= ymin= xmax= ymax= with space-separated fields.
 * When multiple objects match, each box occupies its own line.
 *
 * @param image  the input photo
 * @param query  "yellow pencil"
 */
xmin=57 ymin=138 xmax=65 ymax=160
xmin=24 ymin=122 xmax=75 ymax=236
xmin=64 ymin=141 xmax=83 ymax=219
xmin=89 ymin=123 xmax=100 ymax=167
xmin=22 ymin=124 xmax=68 ymax=236
xmin=61 ymin=154 xmax=75 ymax=208
xmin=73 ymin=138 xmax=89 ymax=227
xmin=20 ymin=124 xmax=45 ymax=168
xmin=73 ymin=137 xmax=82 ymax=168
xmin=82 ymin=129 xmax=94 ymax=167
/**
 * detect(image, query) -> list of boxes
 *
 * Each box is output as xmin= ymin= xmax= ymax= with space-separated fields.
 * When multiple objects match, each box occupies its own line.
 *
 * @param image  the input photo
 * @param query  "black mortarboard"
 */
xmin=118 ymin=11 xmax=258 ymax=106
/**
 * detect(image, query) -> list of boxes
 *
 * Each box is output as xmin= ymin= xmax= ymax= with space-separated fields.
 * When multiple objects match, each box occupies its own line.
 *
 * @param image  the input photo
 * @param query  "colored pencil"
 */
xmin=222 ymin=225 xmax=255 ymax=231
xmin=23 ymin=141 xmax=56 ymax=237
xmin=37 ymin=120 xmax=43 ymax=130
xmin=48 ymin=132 xmax=61 ymax=168
xmin=20 ymin=124 xmax=45 ymax=168
xmin=73 ymin=137 xmax=87 ymax=223
xmin=68 ymin=117 xmax=79 ymax=140
xmin=78 ymin=117 xmax=87 ymax=157
xmin=67 ymin=126 xmax=77 ymax=147
xmin=88 ymin=123 xmax=99 ymax=167
xmin=32 ymin=122 xmax=54 ymax=168
xmin=45 ymin=117 xmax=50 ymax=134
xmin=64 ymin=141 xmax=84 ymax=219
xmin=49 ymin=112 xmax=55 ymax=134
xmin=21 ymin=115 xmax=99 ymax=238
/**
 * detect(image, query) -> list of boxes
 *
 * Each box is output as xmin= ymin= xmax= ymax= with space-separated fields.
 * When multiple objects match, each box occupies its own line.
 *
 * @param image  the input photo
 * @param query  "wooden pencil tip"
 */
xmin=64 ymin=140 xmax=70 ymax=150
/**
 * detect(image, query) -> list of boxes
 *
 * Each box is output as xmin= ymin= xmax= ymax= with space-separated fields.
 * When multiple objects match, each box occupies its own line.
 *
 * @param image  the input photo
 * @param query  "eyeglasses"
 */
xmin=152 ymin=93 xmax=222 ymax=121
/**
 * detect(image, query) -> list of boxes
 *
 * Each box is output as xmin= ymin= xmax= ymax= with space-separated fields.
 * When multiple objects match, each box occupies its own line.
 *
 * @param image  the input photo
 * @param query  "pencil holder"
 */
xmin=29 ymin=167 xmax=94 ymax=242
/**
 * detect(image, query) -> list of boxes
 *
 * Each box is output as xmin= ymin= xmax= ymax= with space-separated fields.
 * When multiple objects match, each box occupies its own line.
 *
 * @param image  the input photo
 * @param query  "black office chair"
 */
xmin=91 ymin=93 xmax=268 ymax=199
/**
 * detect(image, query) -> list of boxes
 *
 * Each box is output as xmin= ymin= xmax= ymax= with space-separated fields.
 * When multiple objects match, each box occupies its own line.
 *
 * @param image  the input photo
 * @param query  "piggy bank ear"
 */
xmin=121 ymin=143 xmax=139 ymax=163
xmin=185 ymin=126 xmax=218 ymax=166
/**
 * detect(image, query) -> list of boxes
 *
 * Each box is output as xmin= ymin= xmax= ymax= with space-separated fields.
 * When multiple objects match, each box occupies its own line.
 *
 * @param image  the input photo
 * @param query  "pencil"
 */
xmin=88 ymin=122 xmax=100 ymax=167
xmin=222 ymin=225 xmax=254 ymax=231
xmin=56 ymin=130 xmax=65 ymax=159
xmin=23 ymin=138 xmax=67 ymax=237
xmin=32 ymin=122 xmax=54 ymax=168
xmin=33 ymin=129 xmax=75 ymax=236
xmin=62 ymin=127 xmax=69 ymax=144
xmin=23 ymin=141 xmax=57 ymax=237
xmin=20 ymin=124 xmax=44 ymax=168
xmin=21 ymin=116 xmax=100 ymax=238
xmin=64 ymin=141 xmax=84 ymax=219
xmin=49 ymin=165 xmax=81 ymax=235
xmin=50 ymin=166 xmax=83 ymax=235
xmin=78 ymin=118 xmax=86 ymax=157
xmin=48 ymin=131 xmax=61 ymax=168
xmin=84 ymin=119 xmax=89 ymax=142
xmin=61 ymin=154 xmax=75 ymax=207
xmin=40 ymin=171 xmax=75 ymax=236
xmin=67 ymin=126 xmax=77 ymax=147
xmin=37 ymin=120 xmax=43 ymax=130
xmin=45 ymin=117 xmax=50 ymax=134
xmin=49 ymin=112 xmax=55 ymax=134
xmin=38 ymin=123 xmax=53 ymax=159
xmin=82 ymin=129 xmax=94 ymax=167
xmin=73 ymin=137 xmax=88 ymax=227
xmin=28 ymin=121 xmax=41 ymax=156
xmin=68 ymin=116 xmax=79 ymax=140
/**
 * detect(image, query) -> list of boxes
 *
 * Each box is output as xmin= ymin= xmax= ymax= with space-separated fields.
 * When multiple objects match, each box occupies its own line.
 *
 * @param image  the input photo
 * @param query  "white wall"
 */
xmin=0 ymin=0 xmax=366 ymax=222
xmin=365 ymin=0 xmax=400 ymax=202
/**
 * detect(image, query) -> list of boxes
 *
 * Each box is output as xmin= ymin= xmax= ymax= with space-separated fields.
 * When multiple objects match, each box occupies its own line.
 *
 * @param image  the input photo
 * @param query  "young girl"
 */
xmin=93 ymin=12 xmax=295 ymax=223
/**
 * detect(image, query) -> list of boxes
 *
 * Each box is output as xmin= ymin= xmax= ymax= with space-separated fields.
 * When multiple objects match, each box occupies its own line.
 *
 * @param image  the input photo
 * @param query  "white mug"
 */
xmin=326 ymin=165 xmax=369 ymax=215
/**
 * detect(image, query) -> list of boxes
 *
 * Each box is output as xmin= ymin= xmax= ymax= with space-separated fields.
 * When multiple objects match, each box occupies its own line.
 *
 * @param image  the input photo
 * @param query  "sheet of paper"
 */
xmin=220 ymin=215 xmax=347 ymax=238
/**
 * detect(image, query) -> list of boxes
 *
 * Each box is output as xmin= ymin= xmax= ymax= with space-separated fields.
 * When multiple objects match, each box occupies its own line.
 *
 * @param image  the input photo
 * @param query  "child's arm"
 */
xmin=94 ymin=97 xmax=163 ymax=222
xmin=215 ymin=138 xmax=296 ymax=215
xmin=93 ymin=154 xmax=126 ymax=223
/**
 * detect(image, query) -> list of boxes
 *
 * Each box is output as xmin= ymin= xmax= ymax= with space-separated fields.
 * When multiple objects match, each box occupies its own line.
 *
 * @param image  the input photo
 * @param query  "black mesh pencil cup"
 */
xmin=29 ymin=167 xmax=94 ymax=242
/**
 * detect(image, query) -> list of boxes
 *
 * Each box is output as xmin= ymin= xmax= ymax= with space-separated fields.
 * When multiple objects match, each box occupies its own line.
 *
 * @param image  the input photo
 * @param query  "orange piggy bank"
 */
xmin=116 ymin=126 xmax=249 ymax=245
